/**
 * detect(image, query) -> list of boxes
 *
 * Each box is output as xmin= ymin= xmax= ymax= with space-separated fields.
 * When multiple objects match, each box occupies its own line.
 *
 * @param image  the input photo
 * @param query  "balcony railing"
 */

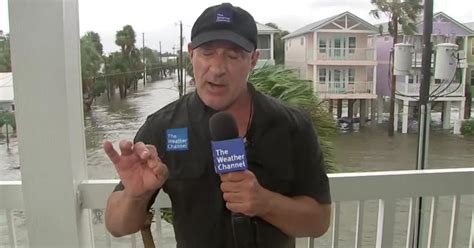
xmin=2 ymin=168 xmax=472 ymax=248
xmin=315 ymin=48 xmax=375 ymax=61
xmin=316 ymin=81 xmax=374 ymax=95
xmin=257 ymin=48 xmax=271 ymax=60
xmin=396 ymin=81 xmax=465 ymax=97
xmin=412 ymin=50 xmax=467 ymax=68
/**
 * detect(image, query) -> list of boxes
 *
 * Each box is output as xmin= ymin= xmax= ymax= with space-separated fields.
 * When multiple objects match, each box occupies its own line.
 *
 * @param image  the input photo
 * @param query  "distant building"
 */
xmin=283 ymin=12 xmax=378 ymax=126
xmin=256 ymin=22 xmax=278 ymax=67
xmin=373 ymin=12 xmax=474 ymax=133
xmin=0 ymin=73 xmax=14 ymax=112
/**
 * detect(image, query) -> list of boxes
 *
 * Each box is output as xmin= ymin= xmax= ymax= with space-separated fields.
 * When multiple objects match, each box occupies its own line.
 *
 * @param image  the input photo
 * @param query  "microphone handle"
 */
xmin=231 ymin=212 xmax=256 ymax=248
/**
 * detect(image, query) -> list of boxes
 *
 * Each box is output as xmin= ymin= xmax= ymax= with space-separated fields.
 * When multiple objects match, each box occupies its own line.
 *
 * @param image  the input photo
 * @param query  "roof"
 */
xmin=377 ymin=12 xmax=474 ymax=36
xmin=282 ymin=11 xmax=377 ymax=39
xmin=0 ymin=73 xmax=14 ymax=102
xmin=463 ymin=22 xmax=474 ymax=33
xmin=256 ymin=22 xmax=279 ymax=34
xmin=431 ymin=12 xmax=474 ymax=34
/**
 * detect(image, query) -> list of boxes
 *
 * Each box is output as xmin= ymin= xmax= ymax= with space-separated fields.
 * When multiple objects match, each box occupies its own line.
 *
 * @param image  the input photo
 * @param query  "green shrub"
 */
xmin=461 ymin=119 xmax=474 ymax=136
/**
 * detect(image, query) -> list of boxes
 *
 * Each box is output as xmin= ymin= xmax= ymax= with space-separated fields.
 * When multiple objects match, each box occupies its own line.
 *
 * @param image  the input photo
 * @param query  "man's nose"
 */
xmin=208 ymin=56 xmax=226 ymax=77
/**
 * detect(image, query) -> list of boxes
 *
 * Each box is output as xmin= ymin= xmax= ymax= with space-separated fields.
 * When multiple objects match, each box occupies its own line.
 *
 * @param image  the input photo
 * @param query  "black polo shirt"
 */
xmin=115 ymin=83 xmax=331 ymax=248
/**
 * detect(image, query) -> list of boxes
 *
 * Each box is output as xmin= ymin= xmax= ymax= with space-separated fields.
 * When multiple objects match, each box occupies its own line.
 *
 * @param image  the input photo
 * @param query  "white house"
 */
xmin=0 ymin=72 xmax=14 ymax=112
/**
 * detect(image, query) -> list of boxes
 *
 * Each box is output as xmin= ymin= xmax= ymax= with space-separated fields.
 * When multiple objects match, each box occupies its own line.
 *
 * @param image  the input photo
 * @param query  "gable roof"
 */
xmin=464 ymin=22 xmax=474 ymax=34
xmin=430 ymin=12 xmax=474 ymax=34
xmin=282 ymin=11 xmax=377 ymax=40
xmin=375 ymin=12 xmax=474 ymax=36
xmin=256 ymin=22 xmax=279 ymax=34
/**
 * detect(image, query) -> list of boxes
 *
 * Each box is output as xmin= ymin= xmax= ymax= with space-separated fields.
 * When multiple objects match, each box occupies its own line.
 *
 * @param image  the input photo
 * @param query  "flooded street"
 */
xmin=1 ymin=77 xmax=473 ymax=180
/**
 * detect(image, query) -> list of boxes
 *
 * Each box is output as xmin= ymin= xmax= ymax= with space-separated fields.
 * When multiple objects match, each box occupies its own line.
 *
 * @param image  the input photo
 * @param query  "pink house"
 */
xmin=283 ymin=12 xmax=378 ymax=125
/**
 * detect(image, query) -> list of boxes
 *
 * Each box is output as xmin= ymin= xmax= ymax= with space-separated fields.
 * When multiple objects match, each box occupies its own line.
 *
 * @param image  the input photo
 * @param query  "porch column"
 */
xmin=348 ymin=99 xmax=355 ymax=118
xmin=360 ymin=99 xmax=367 ymax=127
xmin=371 ymin=99 xmax=377 ymax=126
xmin=459 ymin=100 xmax=465 ymax=121
xmin=394 ymin=100 xmax=399 ymax=132
xmin=328 ymin=100 xmax=333 ymax=115
xmin=442 ymin=101 xmax=451 ymax=130
xmin=402 ymin=100 xmax=409 ymax=134
xmin=337 ymin=99 xmax=343 ymax=118
xmin=378 ymin=96 xmax=384 ymax=124
xmin=9 ymin=0 xmax=93 ymax=247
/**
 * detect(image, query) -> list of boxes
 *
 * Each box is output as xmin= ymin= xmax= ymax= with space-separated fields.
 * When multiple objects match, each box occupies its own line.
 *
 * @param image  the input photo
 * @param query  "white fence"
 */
xmin=2 ymin=168 xmax=473 ymax=248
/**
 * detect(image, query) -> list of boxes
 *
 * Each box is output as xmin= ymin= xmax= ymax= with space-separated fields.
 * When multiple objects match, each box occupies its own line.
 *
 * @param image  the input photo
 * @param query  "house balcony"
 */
xmin=395 ymin=81 xmax=465 ymax=99
xmin=412 ymin=50 xmax=467 ymax=68
xmin=315 ymin=81 xmax=377 ymax=99
xmin=2 ymin=168 xmax=473 ymax=247
xmin=310 ymin=48 xmax=377 ymax=66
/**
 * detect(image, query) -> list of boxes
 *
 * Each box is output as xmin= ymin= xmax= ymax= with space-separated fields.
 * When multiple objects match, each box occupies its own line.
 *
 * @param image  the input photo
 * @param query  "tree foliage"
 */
xmin=250 ymin=65 xmax=337 ymax=172
xmin=80 ymin=31 xmax=105 ymax=111
xmin=0 ymin=34 xmax=11 ymax=72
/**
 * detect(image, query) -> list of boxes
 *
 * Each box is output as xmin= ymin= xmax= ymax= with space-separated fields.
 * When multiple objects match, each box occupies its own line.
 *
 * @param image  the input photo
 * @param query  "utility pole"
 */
xmin=179 ymin=21 xmax=184 ymax=97
xmin=142 ymin=32 xmax=146 ymax=85
xmin=413 ymin=0 xmax=434 ymax=246
xmin=159 ymin=41 xmax=163 ymax=79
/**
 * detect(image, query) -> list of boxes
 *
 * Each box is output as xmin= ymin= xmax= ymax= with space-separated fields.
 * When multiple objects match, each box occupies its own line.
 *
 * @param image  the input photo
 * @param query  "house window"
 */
xmin=257 ymin=35 xmax=270 ymax=49
xmin=319 ymin=39 xmax=326 ymax=53
xmin=348 ymin=69 xmax=355 ymax=84
xmin=319 ymin=68 xmax=326 ymax=83
xmin=349 ymin=37 xmax=356 ymax=54
xmin=300 ymin=37 xmax=304 ymax=45
xmin=472 ymin=40 xmax=474 ymax=55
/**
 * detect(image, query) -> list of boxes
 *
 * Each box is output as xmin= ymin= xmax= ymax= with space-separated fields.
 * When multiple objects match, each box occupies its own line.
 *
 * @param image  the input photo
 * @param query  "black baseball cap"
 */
xmin=191 ymin=3 xmax=257 ymax=52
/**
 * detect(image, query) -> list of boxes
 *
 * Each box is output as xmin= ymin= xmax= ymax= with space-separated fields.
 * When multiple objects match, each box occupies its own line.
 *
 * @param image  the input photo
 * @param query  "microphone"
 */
xmin=209 ymin=112 xmax=256 ymax=248
xmin=209 ymin=111 xmax=248 ymax=174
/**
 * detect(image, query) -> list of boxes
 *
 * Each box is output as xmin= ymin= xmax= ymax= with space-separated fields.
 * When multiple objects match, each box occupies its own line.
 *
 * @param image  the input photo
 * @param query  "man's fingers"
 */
xmin=103 ymin=140 xmax=120 ymax=164
xmin=220 ymin=171 xmax=247 ymax=182
xmin=119 ymin=140 xmax=134 ymax=156
xmin=133 ymin=142 xmax=150 ymax=160
xmin=145 ymin=145 xmax=161 ymax=162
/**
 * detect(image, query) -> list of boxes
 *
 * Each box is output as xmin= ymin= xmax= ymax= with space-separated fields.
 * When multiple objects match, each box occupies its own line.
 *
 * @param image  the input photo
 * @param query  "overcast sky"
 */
xmin=1 ymin=0 xmax=473 ymax=53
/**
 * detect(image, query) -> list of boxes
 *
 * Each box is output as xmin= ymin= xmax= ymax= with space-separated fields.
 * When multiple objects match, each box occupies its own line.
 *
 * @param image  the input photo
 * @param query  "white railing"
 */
xmin=316 ymin=48 xmax=375 ymax=61
xmin=1 ymin=168 xmax=473 ymax=248
xmin=396 ymin=81 xmax=465 ymax=97
xmin=258 ymin=48 xmax=271 ymax=60
xmin=316 ymin=81 xmax=374 ymax=95
xmin=412 ymin=50 xmax=467 ymax=68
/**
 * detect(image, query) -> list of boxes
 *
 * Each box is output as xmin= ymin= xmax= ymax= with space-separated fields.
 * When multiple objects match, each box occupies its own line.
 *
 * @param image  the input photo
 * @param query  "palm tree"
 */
xmin=80 ymin=32 xmax=104 ymax=111
xmin=370 ymin=0 xmax=422 ymax=136
xmin=250 ymin=65 xmax=337 ymax=173
xmin=114 ymin=25 xmax=143 ymax=97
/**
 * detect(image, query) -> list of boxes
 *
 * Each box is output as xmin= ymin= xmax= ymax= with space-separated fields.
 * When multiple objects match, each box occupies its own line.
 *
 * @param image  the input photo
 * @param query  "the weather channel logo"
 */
xmin=166 ymin=128 xmax=188 ymax=151
xmin=216 ymin=10 xmax=232 ymax=23
xmin=211 ymin=138 xmax=247 ymax=174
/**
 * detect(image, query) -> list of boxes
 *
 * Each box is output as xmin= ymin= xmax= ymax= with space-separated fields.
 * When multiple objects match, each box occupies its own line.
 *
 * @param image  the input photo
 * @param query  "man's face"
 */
xmin=189 ymin=40 xmax=259 ymax=111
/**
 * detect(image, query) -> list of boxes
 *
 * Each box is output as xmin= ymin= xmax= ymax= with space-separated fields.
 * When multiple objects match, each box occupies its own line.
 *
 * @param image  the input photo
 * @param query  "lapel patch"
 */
xmin=166 ymin=128 xmax=188 ymax=151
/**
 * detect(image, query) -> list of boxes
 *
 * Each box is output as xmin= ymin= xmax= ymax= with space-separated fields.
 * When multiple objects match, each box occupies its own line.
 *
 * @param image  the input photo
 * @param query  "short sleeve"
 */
xmin=290 ymin=112 xmax=331 ymax=204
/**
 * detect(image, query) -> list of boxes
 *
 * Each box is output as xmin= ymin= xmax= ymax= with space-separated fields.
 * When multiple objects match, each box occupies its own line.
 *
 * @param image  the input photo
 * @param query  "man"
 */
xmin=104 ymin=3 xmax=331 ymax=248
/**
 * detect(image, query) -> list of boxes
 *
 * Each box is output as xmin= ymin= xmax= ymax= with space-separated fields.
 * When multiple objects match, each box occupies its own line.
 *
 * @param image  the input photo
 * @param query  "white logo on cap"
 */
xmin=216 ymin=10 xmax=232 ymax=23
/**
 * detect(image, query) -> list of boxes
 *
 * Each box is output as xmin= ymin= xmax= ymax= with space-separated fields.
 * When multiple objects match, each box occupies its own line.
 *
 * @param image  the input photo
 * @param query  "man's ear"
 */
xmin=250 ymin=49 xmax=260 ymax=68
xmin=187 ymin=43 xmax=194 ymax=59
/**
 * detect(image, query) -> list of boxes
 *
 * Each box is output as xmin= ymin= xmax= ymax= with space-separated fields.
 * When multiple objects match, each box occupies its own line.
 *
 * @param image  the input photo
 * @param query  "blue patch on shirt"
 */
xmin=166 ymin=128 xmax=188 ymax=151
xmin=216 ymin=9 xmax=233 ymax=23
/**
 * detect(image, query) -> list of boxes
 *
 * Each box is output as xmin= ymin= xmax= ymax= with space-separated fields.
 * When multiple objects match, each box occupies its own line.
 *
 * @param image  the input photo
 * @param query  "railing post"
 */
xmin=8 ymin=0 xmax=94 ymax=247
